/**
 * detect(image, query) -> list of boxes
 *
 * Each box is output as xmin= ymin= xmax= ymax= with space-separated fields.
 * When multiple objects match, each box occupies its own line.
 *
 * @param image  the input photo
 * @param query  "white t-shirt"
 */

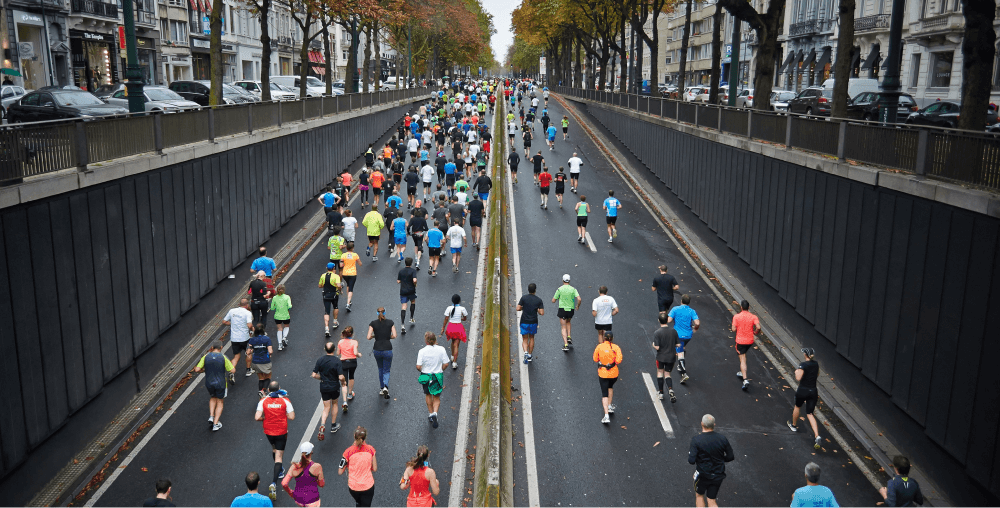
xmin=468 ymin=144 xmax=480 ymax=158
xmin=416 ymin=344 xmax=451 ymax=374
xmin=421 ymin=130 xmax=433 ymax=146
xmin=466 ymin=130 xmax=477 ymax=143
xmin=407 ymin=138 xmax=419 ymax=152
xmin=531 ymin=98 xmax=539 ymax=107
xmin=455 ymin=191 xmax=468 ymax=204
xmin=447 ymin=225 xmax=466 ymax=248
xmin=592 ymin=295 xmax=618 ymax=325
xmin=256 ymin=396 xmax=294 ymax=414
xmin=508 ymin=122 xmax=518 ymax=135
xmin=341 ymin=216 xmax=358 ymax=233
xmin=444 ymin=304 xmax=469 ymax=323
xmin=568 ymin=157 xmax=583 ymax=174
xmin=421 ymin=164 xmax=436 ymax=182
xmin=224 ymin=307 xmax=254 ymax=342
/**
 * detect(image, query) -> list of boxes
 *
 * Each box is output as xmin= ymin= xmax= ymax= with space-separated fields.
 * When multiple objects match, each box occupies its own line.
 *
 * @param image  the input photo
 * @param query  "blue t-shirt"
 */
xmin=668 ymin=305 xmax=700 ymax=338
xmin=420 ymin=149 xmax=429 ymax=161
xmin=427 ymin=228 xmax=444 ymax=248
xmin=322 ymin=192 xmax=336 ymax=207
xmin=470 ymin=94 xmax=478 ymax=102
xmin=392 ymin=217 xmax=408 ymax=239
xmin=250 ymin=257 xmax=277 ymax=277
xmin=411 ymin=122 xmax=420 ymax=135
xmin=231 ymin=493 xmax=273 ymax=507
xmin=248 ymin=335 xmax=272 ymax=364
xmin=547 ymin=126 xmax=557 ymax=139
xmin=462 ymin=123 xmax=472 ymax=133
xmin=444 ymin=162 xmax=456 ymax=175
xmin=604 ymin=197 xmax=621 ymax=217
xmin=790 ymin=485 xmax=839 ymax=507
xmin=387 ymin=195 xmax=403 ymax=209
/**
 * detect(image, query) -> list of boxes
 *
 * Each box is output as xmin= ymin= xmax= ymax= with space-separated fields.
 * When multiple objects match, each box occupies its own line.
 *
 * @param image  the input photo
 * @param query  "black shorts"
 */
xmin=694 ymin=475 xmax=723 ymax=499
xmin=595 ymin=323 xmax=612 ymax=331
xmin=320 ymin=389 xmax=340 ymax=401
xmin=555 ymin=185 xmax=565 ymax=195
xmin=341 ymin=359 xmax=358 ymax=380
xmin=421 ymin=382 xmax=435 ymax=395
xmin=540 ymin=186 xmax=550 ymax=195
xmin=470 ymin=217 xmax=482 ymax=228
xmin=409 ymin=152 xmax=417 ymax=161
xmin=407 ymin=186 xmax=417 ymax=195
xmin=523 ymin=140 xmax=531 ymax=148
xmin=429 ymin=247 xmax=442 ymax=257
xmin=656 ymin=360 xmax=675 ymax=372
xmin=657 ymin=299 xmax=674 ymax=312
xmin=736 ymin=343 xmax=753 ymax=355
xmin=343 ymin=275 xmax=357 ymax=291
xmin=231 ymin=341 xmax=249 ymax=358
xmin=266 ymin=433 xmax=288 ymax=451
xmin=423 ymin=181 xmax=432 ymax=188
xmin=368 ymin=235 xmax=380 ymax=242
xmin=570 ymin=172 xmax=580 ymax=180
xmin=563 ymin=126 xmax=568 ymax=133
xmin=557 ymin=308 xmax=575 ymax=320
xmin=795 ymin=389 xmax=818 ymax=414
xmin=323 ymin=297 xmax=340 ymax=314
xmin=412 ymin=234 xmax=425 ymax=250
xmin=533 ymin=166 xmax=542 ymax=174
xmin=206 ymin=383 xmax=227 ymax=399
xmin=576 ymin=216 xmax=588 ymax=227
xmin=606 ymin=216 xmax=618 ymax=225
xmin=274 ymin=318 xmax=290 ymax=324
xmin=510 ymin=165 xmax=518 ymax=173
xmin=599 ymin=376 xmax=618 ymax=397
xmin=372 ymin=187 xmax=382 ymax=195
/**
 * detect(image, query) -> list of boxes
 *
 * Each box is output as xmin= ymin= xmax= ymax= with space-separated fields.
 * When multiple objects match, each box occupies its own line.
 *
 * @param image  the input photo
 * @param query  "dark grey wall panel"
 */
xmin=0 ymin=103 xmax=410 ymax=480
xmin=587 ymin=104 xmax=1000 ymax=497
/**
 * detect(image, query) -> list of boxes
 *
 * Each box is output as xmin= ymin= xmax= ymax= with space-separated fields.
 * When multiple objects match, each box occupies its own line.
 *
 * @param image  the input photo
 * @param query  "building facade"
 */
xmin=658 ymin=0 xmax=757 ymax=91
xmin=4 ymin=0 xmax=72 ymax=90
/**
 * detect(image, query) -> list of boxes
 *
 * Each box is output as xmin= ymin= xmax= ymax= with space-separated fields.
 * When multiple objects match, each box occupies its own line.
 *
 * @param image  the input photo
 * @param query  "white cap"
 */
xmin=300 ymin=442 xmax=314 ymax=454
xmin=562 ymin=274 xmax=571 ymax=282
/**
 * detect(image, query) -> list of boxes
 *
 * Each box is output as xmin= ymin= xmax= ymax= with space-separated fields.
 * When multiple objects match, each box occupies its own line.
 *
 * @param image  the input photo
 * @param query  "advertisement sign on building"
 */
xmin=539 ymin=56 xmax=546 ymax=76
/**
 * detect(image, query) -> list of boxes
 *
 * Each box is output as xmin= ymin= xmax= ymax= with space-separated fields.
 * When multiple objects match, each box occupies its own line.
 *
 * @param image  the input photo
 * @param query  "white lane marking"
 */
xmin=85 ymin=373 xmax=204 ymax=507
xmin=290 ymin=401 xmax=326 ymax=463
xmin=584 ymin=232 xmax=597 ymax=253
xmin=641 ymin=372 xmax=675 ymax=439
xmin=507 ymin=157 xmax=540 ymax=507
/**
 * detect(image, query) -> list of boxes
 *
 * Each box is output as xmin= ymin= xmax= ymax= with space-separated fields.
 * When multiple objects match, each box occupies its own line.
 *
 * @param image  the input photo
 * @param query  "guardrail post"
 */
xmin=74 ymin=120 xmax=89 ymax=169
xmin=747 ymin=110 xmax=753 ymax=139
xmin=208 ymin=107 xmax=216 ymax=143
xmin=836 ymin=121 xmax=847 ymax=160
xmin=153 ymin=112 xmax=164 ymax=154
xmin=785 ymin=114 xmax=793 ymax=148
xmin=914 ymin=129 xmax=930 ymax=175
xmin=247 ymin=103 xmax=254 ymax=134
xmin=320 ymin=96 xmax=324 ymax=117
xmin=718 ymin=107 xmax=723 ymax=131
xmin=660 ymin=98 xmax=664 ymax=117
xmin=277 ymin=100 xmax=283 ymax=126
xmin=694 ymin=105 xmax=699 ymax=126
xmin=302 ymin=98 xmax=306 ymax=122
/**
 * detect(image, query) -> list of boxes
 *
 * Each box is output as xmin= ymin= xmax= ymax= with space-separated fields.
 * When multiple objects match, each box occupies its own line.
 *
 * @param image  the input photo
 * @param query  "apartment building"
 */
xmin=659 ymin=0 xmax=756 ymax=90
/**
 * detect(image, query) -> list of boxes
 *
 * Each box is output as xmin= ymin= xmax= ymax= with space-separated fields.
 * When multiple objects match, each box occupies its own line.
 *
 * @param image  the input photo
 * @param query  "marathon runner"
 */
xmin=603 ymin=190 xmax=622 ymax=243
xmin=340 ymin=242 xmax=360 ymax=312
xmin=667 ymin=294 xmax=699 ymax=383
xmin=392 ymin=213 xmax=408 ymax=264
xmin=319 ymin=262 xmax=344 ymax=336
xmin=562 ymin=115 xmax=570 ymax=140
xmin=337 ymin=327 xmax=359 ymax=412
xmin=522 ymin=124 xmax=533 ymax=158
xmin=193 ymin=344 xmax=235 ymax=432
xmin=552 ymin=274 xmax=581 ymax=352
xmin=361 ymin=205 xmax=385 ymax=262
xmin=732 ymin=300 xmax=761 ymax=391
xmin=407 ymin=205 xmax=428 ymax=270
xmin=280 ymin=443 xmax=325 ymax=507
xmin=397 ymin=257 xmax=418 ymax=333
xmin=575 ymin=196 xmax=591 ymax=244
xmin=255 ymin=380 xmax=295 ymax=501
xmin=223 ymin=298 xmax=254 ymax=382
xmin=593 ymin=331 xmax=623 ymax=424
xmin=652 ymin=312 xmax=680 ymax=403
xmin=787 ymin=347 xmax=823 ymax=450
xmin=313 ymin=341 xmax=345 ymax=441
xmin=467 ymin=193 xmax=484 ymax=249
xmin=426 ymin=220 xmax=445 ymax=277
xmin=367 ymin=308 xmax=396 ymax=399
xmin=516 ymin=283 xmax=545 ymax=364
xmin=340 ymin=427 xmax=377 ymax=507
xmin=404 ymin=166 xmax=420 ymax=208
xmin=538 ymin=166 xmax=552 ymax=209
xmin=689 ymin=414 xmax=736 ymax=507
xmin=567 ymin=152 xmax=583 ymax=193
xmin=417 ymin=332 xmax=451 ymax=428
xmin=441 ymin=294 xmax=468 ymax=370
xmin=531 ymin=151 xmax=546 ymax=186
xmin=507 ymin=148 xmax=520 ymax=184
xmin=247 ymin=324 xmax=274 ymax=399
xmin=400 ymin=446 xmax=440 ymax=506
xmin=446 ymin=219 xmax=467 ymax=273
xmin=420 ymin=160 xmax=436 ymax=203
xmin=591 ymin=286 xmax=618 ymax=343
xmin=652 ymin=265 xmax=680 ymax=312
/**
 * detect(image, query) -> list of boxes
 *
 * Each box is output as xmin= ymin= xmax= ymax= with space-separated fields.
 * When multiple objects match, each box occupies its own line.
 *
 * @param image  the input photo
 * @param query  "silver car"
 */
xmin=233 ymin=81 xmax=297 ymax=100
xmin=1 ymin=85 xmax=28 ymax=119
xmin=106 ymin=86 xmax=201 ymax=112
xmin=770 ymin=90 xmax=796 ymax=112
xmin=735 ymin=88 xmax=755 ymax=108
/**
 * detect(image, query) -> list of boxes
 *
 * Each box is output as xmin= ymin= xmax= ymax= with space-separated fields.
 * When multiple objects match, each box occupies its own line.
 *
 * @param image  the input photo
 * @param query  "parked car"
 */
xmin=168 ymin=81 xmax=250 ymax=106
xmin=845 ymin=91 xmax=918 ymax=121
xmin=230 ymin=84 xmax=261 ymax=102
xmin=35 ymin=85 xmax=83 ymax=91
xmin=232 ymin=80 xmax=297 ymax=100
xmin=735 ymin=88 xmax=755 ymax=108
xmin=787 ymin=87 xmax=833 ymax=116
xmin=770 ymin=90 xmax=796 ymax=112
xmin=270 ymin=75 xmax=326 ymax=97
xmin=989 ymin=122 xmax=1000 ymax=133
xmin=904 ymin=101 xmax=999 ymax=129
xmin=6 ymin=89 xmax=128 ymax=123
xmin=92 ymin=83 xmax=125 ymax=99
xmin=693 ymin=88 xmax=711 ymax=103
xmin=821 ymin=78 xmax=880 ymax=101
xmin=1 ymin=84 xmax=28 ymax=119
xmin=105 ymin=86 xmax=201 ymax=112
xmin=683 ymin=86 xmax=704 ymax=102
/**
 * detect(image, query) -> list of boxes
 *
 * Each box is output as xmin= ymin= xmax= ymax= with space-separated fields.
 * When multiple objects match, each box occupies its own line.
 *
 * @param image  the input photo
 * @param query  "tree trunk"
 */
xmin=297 ymin=31 xmax=311 ymax=98
xmin=678 ymin=0 xmax=693 ymax=89
xmin=958 ymin=0 xmax=997 ymax=130
xmin=751 ymin=21 xmax=779 ymax=111
xmin=598 ymin=54 xmax=609 ymax=90
xmin=650 ymin=8 xmax=660 ymax=95
xmin=372 ymin=20 xmax=380 ymax=88
xmin=208 ymin=0 xmax=224 ymax=105
xmin=574 ymin=37 xmax=583 ymax=88
xmin=323 ymin=21 xmax=332 ymax=95
xmin=362 ymin=23 xmax=372 ymax=92
xmin=618 ymin=16 xmax=628 ymax=92
xmin=258 ymin=0 xmax=271 ymax=101
xmin=831 ymin=0 xmax=855 ymax=118
xmin=709 ymin=3 xmax=723 ymax=103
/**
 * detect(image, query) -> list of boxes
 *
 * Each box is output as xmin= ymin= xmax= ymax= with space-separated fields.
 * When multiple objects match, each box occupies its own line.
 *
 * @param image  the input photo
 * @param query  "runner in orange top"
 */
xmin=370 ymin=169 xmax=385 ymax=209
xmin=339 ymin=242 xmax=361 ymax=312
xmin=383 ymin=144 xmax=394 ymax=167
xmin=731 ymin=299 xmax=761 ymax=391
xmin=593 ymin=332 xmax=623 ymax=424
xmin=400 ymin=445 xmax=440 ymax=507
xmin=339 ymin=426 xmax=377 ymax=507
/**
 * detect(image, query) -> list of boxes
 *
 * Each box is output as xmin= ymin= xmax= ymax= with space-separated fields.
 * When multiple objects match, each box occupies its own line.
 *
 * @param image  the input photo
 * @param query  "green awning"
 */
xmin=1 ymin=68 xmax=21 ymax=77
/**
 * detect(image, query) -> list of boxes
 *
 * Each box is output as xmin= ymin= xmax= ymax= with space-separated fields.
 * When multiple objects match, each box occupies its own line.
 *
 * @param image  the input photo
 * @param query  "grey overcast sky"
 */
xmin=482 ymin=0 xmax=520 ymax=63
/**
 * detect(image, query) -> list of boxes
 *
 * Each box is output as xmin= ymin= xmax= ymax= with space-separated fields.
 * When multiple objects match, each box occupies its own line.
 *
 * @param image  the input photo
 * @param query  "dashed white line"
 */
xmin=584 ymin=232 xmax=597 ymax=252
xmin=641 ymin=372 xmax=675 ymax=439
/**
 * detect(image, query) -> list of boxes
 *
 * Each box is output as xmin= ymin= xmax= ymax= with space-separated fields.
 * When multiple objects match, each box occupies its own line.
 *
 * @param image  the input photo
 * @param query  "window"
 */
xmin=910 ymin=53 xmax=921 ymax=87
xmin=171 ymin=20 xmax=188 ymax=43
xmin=160 ymin=19 xmax=169 ymax=41
xmin=993 ymin=44 xmax=1000 ymax=91
xmin=929 ymin=51 xmax=952 ymax=87
xmin=168 ymin=0 xmax=182 ymax=5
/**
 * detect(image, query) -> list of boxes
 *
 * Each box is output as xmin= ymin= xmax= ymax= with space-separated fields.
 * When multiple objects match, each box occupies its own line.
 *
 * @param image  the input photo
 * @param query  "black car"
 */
xmin=846 ymin=91 xmax=918 ymax=121
xmin=5 ymin=89 xmax=128 ymax=123
xmin=169 ymin=80 xmax=251 ymax=106
xmin=787 ymin=87 xmax=833 ymax=116
xmin=904 ymin=101 xmax=999 ymax=129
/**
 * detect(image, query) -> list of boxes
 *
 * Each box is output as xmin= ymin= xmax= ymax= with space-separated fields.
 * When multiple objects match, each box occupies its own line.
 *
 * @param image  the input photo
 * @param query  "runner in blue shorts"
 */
xmin=546 ymin=124 xmax=557 ymax=150
xmin=516 ymin=283 xmax=545 ymax=364
xmin=668 ymin=294 xmax=700 ymax=384
xmin=392 ymin=215 xmax=408 ymax=263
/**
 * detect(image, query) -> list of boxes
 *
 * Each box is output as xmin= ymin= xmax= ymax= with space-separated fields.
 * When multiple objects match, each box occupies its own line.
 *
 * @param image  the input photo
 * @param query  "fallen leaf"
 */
xmin=653 ymin=441 xmax=660 ymax=447
xmin=141 ymin=467 xmax=149 ymax=472
xmin=620 ymin=425 xmax=627 ymax=429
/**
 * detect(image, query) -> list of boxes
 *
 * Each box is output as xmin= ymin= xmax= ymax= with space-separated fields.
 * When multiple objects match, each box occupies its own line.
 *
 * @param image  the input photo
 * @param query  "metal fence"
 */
xmin=552 ymin=85 xmax=1000 ymax=191
xmin=0 ymin=87 xmax=428 ymax=185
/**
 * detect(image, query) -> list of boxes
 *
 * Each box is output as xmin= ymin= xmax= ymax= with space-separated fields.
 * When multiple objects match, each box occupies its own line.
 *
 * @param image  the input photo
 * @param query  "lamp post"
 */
xmin=350 ymin=15 xmax=359 ymax=93
xmin=122 ymin=0 xmax=144 ymax=112
xmin=878 ymin=0 xmax=905 ymax=124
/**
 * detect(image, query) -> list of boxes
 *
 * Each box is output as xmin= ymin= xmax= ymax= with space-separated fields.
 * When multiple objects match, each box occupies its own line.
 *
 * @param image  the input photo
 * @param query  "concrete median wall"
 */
xmin=583 ymin=101 xmax=1000 ymax=498
xmin=0 ymin=103 xmax=413 ymax=482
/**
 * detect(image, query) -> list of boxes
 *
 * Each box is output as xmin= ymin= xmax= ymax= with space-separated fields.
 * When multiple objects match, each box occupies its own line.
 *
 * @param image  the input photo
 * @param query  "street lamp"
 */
xmin=122 ymin=0 xmax=144 ymax=112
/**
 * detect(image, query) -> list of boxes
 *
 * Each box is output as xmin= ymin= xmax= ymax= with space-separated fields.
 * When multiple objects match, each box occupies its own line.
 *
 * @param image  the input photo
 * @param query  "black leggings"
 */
xmin=360 ymin=188 xmax=370 ymax=202
xmin=250 ymin=300 xmax=269 ymax=327
xmin=349 ymin=486 xmax=375 ymax=507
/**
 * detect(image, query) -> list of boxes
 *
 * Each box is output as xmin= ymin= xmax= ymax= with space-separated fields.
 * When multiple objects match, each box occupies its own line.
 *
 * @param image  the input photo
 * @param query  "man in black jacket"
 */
xmin=689 ymin=414 xmax=735 ymax=507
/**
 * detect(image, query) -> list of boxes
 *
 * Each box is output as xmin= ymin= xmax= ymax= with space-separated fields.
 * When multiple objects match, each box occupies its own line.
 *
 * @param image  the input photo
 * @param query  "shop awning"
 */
xmin=801 ymin=49 xmax=816 ymax=69
xmin=188 ymin=0 xmax=198 ymax=10
xmin=1 ymin=68 xmax=21 ymax=77
xmin=308 ymin=50 xmax=324 ymax=64
xmin=202 ymin=0 xmax=212 ymax=13
xmin=778 ymin=51 xmax=795 ymax=73
xmin=815 ymin=47 xmax=832 ymax=70
xmin=311 ymin=64 xmax=326 ymax=76
xmin=861 ymin=43 xmax=880 ymax=70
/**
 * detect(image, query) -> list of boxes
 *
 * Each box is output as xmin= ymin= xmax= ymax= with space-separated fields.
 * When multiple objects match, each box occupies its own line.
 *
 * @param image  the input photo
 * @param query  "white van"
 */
xmin=822 ymin=78 xmax=880 ymax=100
xmin=270 ymin=75 xmax=328 ymax=97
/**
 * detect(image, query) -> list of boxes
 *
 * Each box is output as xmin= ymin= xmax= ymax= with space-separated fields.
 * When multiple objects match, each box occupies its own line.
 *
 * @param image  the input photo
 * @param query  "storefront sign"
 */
xmin=192 ymin=38 xmax=210 ymax=49
xmin=70 ymin=30 xmax=115 ymax=43
xmin=17 ymin=42 xmax=35 ymax=60
xmin=118 ymin=26 xmax=126 ymax=49
xmin=15 ymin=11 xmax=44 ymax=26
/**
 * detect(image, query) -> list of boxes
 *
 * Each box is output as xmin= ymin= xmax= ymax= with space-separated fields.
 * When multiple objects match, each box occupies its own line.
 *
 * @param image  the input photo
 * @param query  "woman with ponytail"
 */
xmin=281 ymin=442 xmax=324 ymax=507
xmin=399 ymin=445 xmax=439 ymax=507
xmin=340 ymin=426 xmax=377 ymax=507
xmin=440 ymin=294 xmax=468 ymax=371
xmin=367 ymin=307 xmax=397 ymax=399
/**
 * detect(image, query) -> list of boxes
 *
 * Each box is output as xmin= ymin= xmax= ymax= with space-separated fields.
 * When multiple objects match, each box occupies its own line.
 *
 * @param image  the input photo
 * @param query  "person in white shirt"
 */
xmin=591 ymin=286 xmax=619 ymax=343
xmin=421 ymin=129 xmax=433 ymax=148
xmin=341 ymin=209 xmax=358 ymax=242
xmin=407 ymin=137 xmax=420 ymax=164
xmin=420 ymin=162 xmax=436 ymax=202
xmin=567 ymin=153 xmax=584 ymax=193
xmin=416 ymin=331 xmax=450 ymax=428
xmin=440 ymin=294 xmax=469 ymax=369
xmin=223 ymin=298 xmax=256 ymax=380
xmin=446 ymin=220 xmax=467 ymax=272
xmin=468 ymin=143 xmax=480 ymax=160
xmin=531 ymin=97 xmax=540 ymax=109
xmin=466 ymin=128 xmax=477 ymax=144
xmin=508 ymin=121 xmax=519 ymax=144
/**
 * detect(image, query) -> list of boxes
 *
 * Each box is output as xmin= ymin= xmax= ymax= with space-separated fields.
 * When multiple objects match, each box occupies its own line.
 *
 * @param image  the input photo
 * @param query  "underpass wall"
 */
xmin=584 ymin=102 xmax=1000 ymax=496
xmin=0 ymin=104 xmax=411 ymax=481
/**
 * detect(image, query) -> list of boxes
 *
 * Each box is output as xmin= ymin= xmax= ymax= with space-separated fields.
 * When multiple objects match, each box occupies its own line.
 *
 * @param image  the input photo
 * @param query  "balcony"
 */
xmin=71 ymin=0 xmax=118 ymax=18
xmin=135 ymin=10 xmax=156 ymax=26
xmin=855 ymin=13 xmax=890 ymax=32
xmin=908 ymin=13 xmax=965 ymax=40
xmin=788 ymin=18 xmax=832 ymax=37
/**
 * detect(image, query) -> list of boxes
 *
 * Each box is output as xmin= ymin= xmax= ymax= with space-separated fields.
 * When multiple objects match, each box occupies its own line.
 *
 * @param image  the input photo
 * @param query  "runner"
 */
xmin=338 ymin=327 xmax=359 ymax=412
xmin=507 ymin=120 xmax=518 ymax=145
xmin=370 ymin=167 xmax=385 ymax=210
xmin=651 ymin=265 xmax=680 ymax=312
xmin=531 ymin=151 xmax=546 ymax=186
xmin=575 ymin=195 xmax=591 ymax=244
xmin=361 ymin=205 xmax=385 ymax=262
xmin=552 ymin=274 xmax=582 ymax=352
xmin=443 ymin=157 xmax=457 ymax=196
xmin=400 ymin=446 xmax=440 ymax=507
xmin=223 ymin=298 xmax=254 ymax=382
xmin=440 ymin=294 xmax=468 ymax=370
xmin=313 ymin=341 xmax=345 ymax=440
xmin=540 ymin=109 xmax=550 ymax=133
xmin=591 ymin=286 xmax=618 ymax=342
xmin=398 ymin=257 xmax=418 ymax=333
xmin=417 ymin=332 xmax=451 ymax=428
xmin=538 ymin=166 xmax=552 ymax=209
xmin=342 ymin=209 xmax=358 ymax=244
xmin=732 ymin=300 xmax=761 ymax=391
xmin=546 ymin=123 xmax=558 ymax=150
xmin=426 ymin=220 xmax=444 ymax=277
xmin=231 ymin=472 xmax=272 ymax=507
xmin=404 ymin=166 xmax=420 ymax=208
xmin=392 ymin=213 xmax=408 ymax=264
xmin=358 ymin=169 xmax=371 ymax=207
xmin=786 ymin=347 xmax=823 ymax=450
xmin=340 ymin=242 xmax=361 ymax=312
xmin=447 ymin=195 xmax=466 ymax=228
xmin=250 ymin=246 xmax=277 ymax=278
xmin=364 ymin=144 xmax=376 ymax=168
xmin=446 ymin=219 xmax=467 ymax=273
xmin=319 ymin=263 xmax=344 ymax=336
xmin=340 ymin=427 xmax=377 ymax=507
xmin=603 ymin=190 xmax=622 ymax=243
xmin=593 ymin=331 xmax=623 ymax=424
xmin=652 ymin=312 xmax=680 ymax=403
xmin=516 ymin=283 xmax=545 ymax=364
xmin=467 ymin=193 xmax=484 ymax=248
xmin=553 ymin=166 xmax=567 ymax=208
xmin=667 ymin=294 xmax=699 ymax=383
xmin=407 ymin=206 xmax=428 ymax=270
xmin=561 ymin=115 xmax=570 ymax=140
xmin=790 ymin=463 xmax=839 ymax=507
xmin=281 ymin=443 xmax=325 ymax=507
xmin=318 ymin=186 xmax=337 ymax=214
xmin=329 ymin=225 xmax=346 ymax=267
xmin=407 ymin=135 xmax=420 ymax=164
xmin=689 ymin=414 xmax=735 ymax=508
xmin=248 ymin=324 xmax=274 ymax=399
xmin=249 ymin=271 xmax=271 ymax=328
xmin=255 ymin=381 xmax=295 ymax=501
xmin=522 ymin=124 xmax=533 ymax=158
xmin=473 ymin=168 xmax=492 ymax=201
xmin=367 ymin=308 xmax=396 ymax=399
xmin=567 ymin=152 xmax=583 ymax=193
xmin=193 ymin=344 xmax=235 ymax=432
xmin=386 ymin=189 xmax=404 ymax=211
xmin=142 ymin=480 xmax=175 ymax=507
xmin=879 ymin=456 xmax=924 ymax=507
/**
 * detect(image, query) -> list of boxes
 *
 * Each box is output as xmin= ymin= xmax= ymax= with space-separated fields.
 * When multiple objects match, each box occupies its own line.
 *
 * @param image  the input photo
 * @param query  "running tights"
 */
xmin=360 ymin=188 xmax=369 ymax=202
xmin=273 ymin=461 xmax=282 ymax=485
xmin=349 ymin=486 xmax=375 ymax=507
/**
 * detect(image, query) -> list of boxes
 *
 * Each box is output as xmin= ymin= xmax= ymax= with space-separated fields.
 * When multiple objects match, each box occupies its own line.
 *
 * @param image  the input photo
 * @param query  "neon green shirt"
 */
xmin=270 ymin=294 xmax=292 ymax=320
xmin=328 ymin=235 xmax=345 ymax=260
xmin=553 ymin=284 xmax=580 ymax=311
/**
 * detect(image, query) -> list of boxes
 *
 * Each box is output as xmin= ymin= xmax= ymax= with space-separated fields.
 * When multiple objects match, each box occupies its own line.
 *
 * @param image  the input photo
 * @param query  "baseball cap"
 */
xmin=562 ymin=274 xmax=571 ymax=282
xmin=327 ymin=262 xmax=335 ymax=270
xmin=300 ymin=442 xmax=314 ymax=454
xmin=801 ymin=347 xmax=816 ymax=358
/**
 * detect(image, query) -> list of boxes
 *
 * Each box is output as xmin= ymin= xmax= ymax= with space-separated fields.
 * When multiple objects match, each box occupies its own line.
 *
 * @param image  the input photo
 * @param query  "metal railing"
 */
xmin=855 ymin=14 xmax=891 ymax=32
xmin=551 ymin=85 xmax=1000 ymax=192
xmin=788 ymin=18 xmax=833 ymax=37
xmin=0 ymin=87 xmax=428 ymax=184
xmin=71 ymin=0 xmax=118 ymax=17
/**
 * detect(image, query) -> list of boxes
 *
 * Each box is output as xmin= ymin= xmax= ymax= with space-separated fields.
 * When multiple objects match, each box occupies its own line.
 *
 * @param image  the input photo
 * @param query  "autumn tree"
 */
xmin=242 ymin=0 xmax=274 ymax=100
xmin=717 ymin=0 xmax=785 ymax=111
xmin=677 ymin=0 xmax=693 ymax=89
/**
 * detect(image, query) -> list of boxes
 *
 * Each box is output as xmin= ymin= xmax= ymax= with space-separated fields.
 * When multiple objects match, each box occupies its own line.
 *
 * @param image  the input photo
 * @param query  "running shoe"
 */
xmin=658 ymin=391 xmax=664 ymax=400
xmin=317 ymin=425 xmax=325 ymax=441
xmin=366 ymin=246 xmax=371 ymax=257
xmin=379 ymin=387 xmax=387 ymax=396
xmin=347 ymin=391 xmax=355 ymax=400
xmin=373 ymin=256 xmax=378 ymax=262
xmin=567 ymin=336 xmax=572 ymax=345
xmin=742 ymin=380 xmax=750 ymax=391
xmin=428 ymin=415 xmax=434 ymax=425
xmin=277 ymin=342 xmax=283 ymax=352
xmin=601 ymin=414 xmax=610 ymax=424
xmin=577 ymin=235 xmax=582 ymax=242
xmin=543 ymin=205 xmax=547 ymax=210
xmin=333 ymin=320 xmax=339 ymax=329
xmin=343 ymin=402 xmax=349 ymax=412
xmin=268 ymin=483 xmax=277 ymax=501
xmin=562 ymin=344 xmax=569 ymax=352
xmin=258 ymin=390 xmax=266 ymax=399
xmin=527 ymin=355 xmax=533 ymax=362
xmin=680 ymin=374 xmax=690 ymax=384
xmin=786 ymin=421 xmax=798 ymax=432
xmin=277 ymin=467 xmax=286 ymax=480
xmin=814 ymin=436 xmax=822 ymax=449
xmin=736 ymin=371 xmax=743 ymax=378
xmin=209 ymin=416 xmax=215 ymax=422
xmin=331 ymin=422 xmax=342 ymax=433
xmin=402 ymin=327 xmax=407 ymax=335
xmin=410 ymin=318 xmax=415 ymax=324
xmin=246 ymin=367 xmax=255 ymax=377
xmin=212 ymin=422 xmax=222 ymax=431
xmin=669 ymin=390 xmax=677 ymax=403
xmin=452 ymin=361 xmax=458 ymax=370
xmin=540 ymin=203 xmax=544 ymax=208
xmin=398 ymin=254 xmax=403 ymax=263
xmin=431 ymin=414 xmax=439 ymax=428
xmin=608 ymin=404 xmax=616 ymax=414
xmin=608 ymin=237 xmax=613 ymax=243
xmin=453 ymin=266 xmax=459 ymax=273
xmin=384 ymin=388 xmax=390 ymax=399
xmin=228 ymin=371 xmax=236 ymax=385
xmin=613 ymin=229 xmax=618 ymax=238
xmin=346 ymin=303 xmax=352 ymax=312
xmin=524 ymin=353 xmax=530 ymax=364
